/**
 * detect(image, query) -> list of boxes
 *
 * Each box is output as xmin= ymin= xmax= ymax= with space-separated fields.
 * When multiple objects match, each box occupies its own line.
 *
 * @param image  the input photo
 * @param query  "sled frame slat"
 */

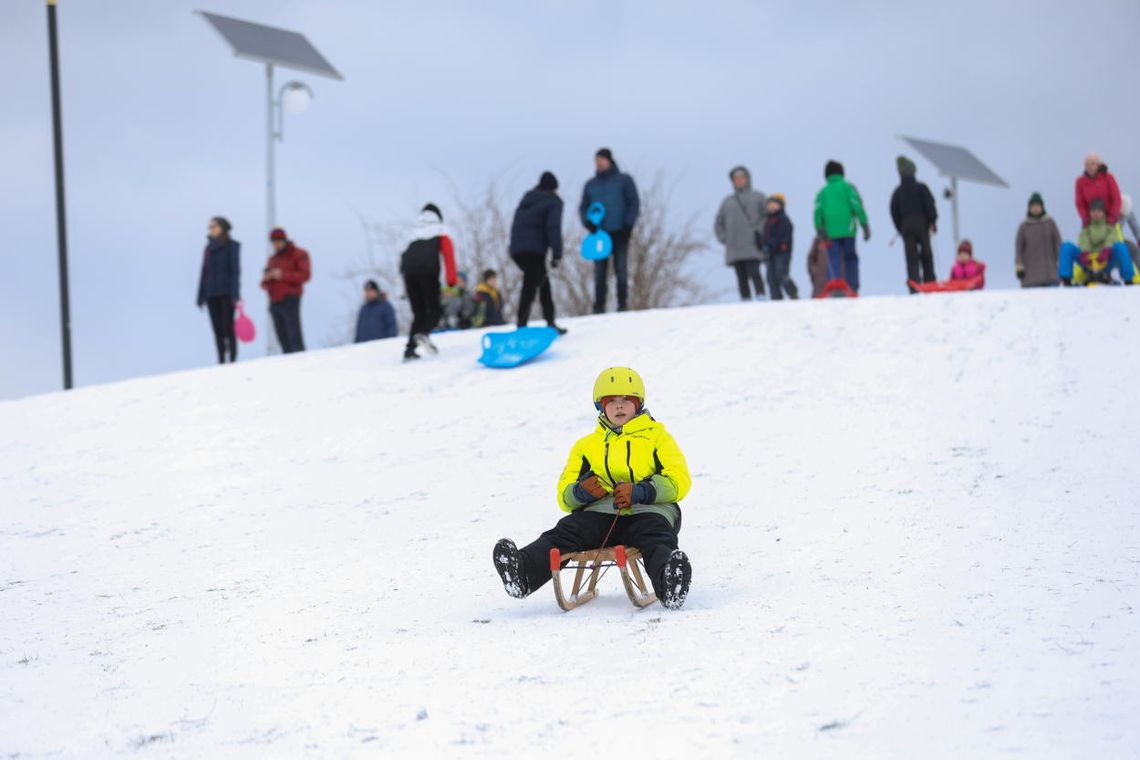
xmin=550 ymin=546 xmax=657 ymax=612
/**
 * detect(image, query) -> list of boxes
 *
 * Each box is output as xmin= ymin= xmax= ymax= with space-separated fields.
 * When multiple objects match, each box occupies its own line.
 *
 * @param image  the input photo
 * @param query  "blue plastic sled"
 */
xmin=478 ymin=326 xmax=560 ymax=369
xmin=581 ymin=202 xmax=612 ymax=261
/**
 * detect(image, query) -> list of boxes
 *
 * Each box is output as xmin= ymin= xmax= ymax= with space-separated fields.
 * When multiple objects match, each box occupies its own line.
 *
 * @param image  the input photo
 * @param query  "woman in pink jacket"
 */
xmin=950 ymin=240 xmax=986 ymax=289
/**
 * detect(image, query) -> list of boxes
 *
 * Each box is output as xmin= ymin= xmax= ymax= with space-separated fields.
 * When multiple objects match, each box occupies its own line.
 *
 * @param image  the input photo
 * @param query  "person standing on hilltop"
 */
xmin=715 ymin=166 xmax=768 ymax=300
xmin=1014 ymin=193 xmax=1062 ymax=288
xmin=761 ymin=193 xmax=798 ymax=299
xmin=1075 ymin=152 xmax=1121 ymax=228
xmin=890 ymin=155 xmax=939 ymax=292
xmin=260 ymin=227 xmax=310 ymax=354
xmin=510 ymin=171 xmax=567 ymax=334
xmin=196 ymin=216 xmax=241 ymax=364
xmin=580 ymin=148 xmax=640 ymax=313
xmin=814 ymin=160 xmax=870 ymax=293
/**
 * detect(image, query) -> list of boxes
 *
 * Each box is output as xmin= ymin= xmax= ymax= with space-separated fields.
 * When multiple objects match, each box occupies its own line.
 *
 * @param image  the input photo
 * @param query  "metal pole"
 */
xmin=951 ymin=175 xmax=960 ymax=248
xmin=46 ymin=0 xmax=73 ymax=390
xmin=265 ymin=63 xmax=279 ymax=354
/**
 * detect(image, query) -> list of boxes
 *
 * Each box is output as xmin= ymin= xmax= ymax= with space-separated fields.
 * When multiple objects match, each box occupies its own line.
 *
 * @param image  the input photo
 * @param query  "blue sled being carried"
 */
xmin=478 ymin=326 xmax=561 ymax=369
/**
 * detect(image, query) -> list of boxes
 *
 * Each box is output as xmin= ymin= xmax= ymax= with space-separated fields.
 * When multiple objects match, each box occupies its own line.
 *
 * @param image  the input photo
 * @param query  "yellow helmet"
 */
xmin=593 ymin=366 xmax=646 ymax=406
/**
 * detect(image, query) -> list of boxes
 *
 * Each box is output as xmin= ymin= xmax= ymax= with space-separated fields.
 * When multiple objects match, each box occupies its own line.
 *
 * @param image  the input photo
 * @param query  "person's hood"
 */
xmin=406 ymin=210 xmax=447 ymax=246
xmin=898 ymin=174 xmax=918 ymax=186
xmin=518 ymin=188 xmax=554 ymax=210
xmin=475 ymin=282 xmax=499 ymax=298
xmin=596 ymin=162 xmax=620 ymax=178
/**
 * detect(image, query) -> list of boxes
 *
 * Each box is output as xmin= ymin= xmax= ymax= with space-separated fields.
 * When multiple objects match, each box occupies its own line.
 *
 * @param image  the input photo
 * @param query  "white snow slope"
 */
xmin=2 ymin=289 xmax=1138 ymax=759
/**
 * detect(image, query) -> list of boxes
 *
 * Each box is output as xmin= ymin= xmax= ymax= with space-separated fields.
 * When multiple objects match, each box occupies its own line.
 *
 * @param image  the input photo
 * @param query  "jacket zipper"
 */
xmin=626 ymin=441 xmax=635 ymax=483
xmin=603 ymin=440 xmax=615 ymax=486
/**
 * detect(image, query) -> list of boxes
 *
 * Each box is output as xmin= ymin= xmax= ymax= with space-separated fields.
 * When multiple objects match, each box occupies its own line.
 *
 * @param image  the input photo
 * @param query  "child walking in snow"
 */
xmin=949 ymin=240 xmax=986 ymax=289
xmin=494 ymin=367 xmax=693 ymax=609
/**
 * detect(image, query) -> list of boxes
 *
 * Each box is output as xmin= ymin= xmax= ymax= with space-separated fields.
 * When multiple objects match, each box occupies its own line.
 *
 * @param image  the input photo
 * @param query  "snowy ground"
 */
xmin=2 ymin=289 xmax=1138 ymax=758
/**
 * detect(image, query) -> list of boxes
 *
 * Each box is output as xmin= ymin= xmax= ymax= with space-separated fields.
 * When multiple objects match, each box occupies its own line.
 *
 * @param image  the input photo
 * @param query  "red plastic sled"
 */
xmin=816 ymin=279 xmax=859 ymax=298
xmin=909 ymin=276 xmax=983 ymax=294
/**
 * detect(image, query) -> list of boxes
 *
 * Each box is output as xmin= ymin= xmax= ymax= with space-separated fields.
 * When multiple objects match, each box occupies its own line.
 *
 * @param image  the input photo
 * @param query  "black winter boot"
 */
xmin=493 ymin=538 xmax=529 ymax=599
xmin=660 ymin=549 xmax=691 ymax=610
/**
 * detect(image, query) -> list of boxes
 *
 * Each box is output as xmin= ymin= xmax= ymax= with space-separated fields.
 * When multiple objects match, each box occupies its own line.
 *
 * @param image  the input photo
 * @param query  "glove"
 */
xmin=1016 ymin=266 xmax=1026 ymax=280
xmin=613 ymin=481 xmax=653 ymax=510
xmin=572 ymin=473 xmax=608 ymax=504
xmin=585 ymin=222 xmax=598 ymax=234
xmin=551 ymin=257 xmax=561 ymax=269
xmin=862 ymin=224 xmax=871 ymax=242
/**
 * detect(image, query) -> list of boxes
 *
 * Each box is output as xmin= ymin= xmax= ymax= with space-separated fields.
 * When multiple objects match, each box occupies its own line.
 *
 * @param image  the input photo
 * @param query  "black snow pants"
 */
xmin=206 ymin=295 xmax=237 ymax=363
xmin=519 ymin=510 xmax=680 ymax=598
xmin=901 ymin=217 xmax=937 ymax=291
xmin=403 ymin=271 xmax=442 ymax=353
xmin=733 ymin=260 xmax=766 ymax=299
xmin=512 ymin=253 xmax=556 ymax=327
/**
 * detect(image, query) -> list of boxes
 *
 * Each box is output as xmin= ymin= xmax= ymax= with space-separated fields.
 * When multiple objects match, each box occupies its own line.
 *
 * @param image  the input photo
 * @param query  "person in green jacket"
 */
xmin=1058 ymin=198 xmax=1137 ymax=285
xmin=813 ymin=160 xmax=871 ymax=292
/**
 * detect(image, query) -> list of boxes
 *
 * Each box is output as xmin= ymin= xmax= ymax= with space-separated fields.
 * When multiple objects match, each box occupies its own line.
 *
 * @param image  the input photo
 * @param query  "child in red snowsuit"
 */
xmin=950 ymin=240 xmax=986 ymax=290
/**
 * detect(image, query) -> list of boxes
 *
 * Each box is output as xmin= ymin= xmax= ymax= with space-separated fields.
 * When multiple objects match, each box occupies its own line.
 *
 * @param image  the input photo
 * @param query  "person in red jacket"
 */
xmin=400 ymin=203 xmax=457 ymax=361
xmin=1075 ymin=152 xmax=1122 ymax=227
xmin=260 ymin=227 xmax=311 ymax=353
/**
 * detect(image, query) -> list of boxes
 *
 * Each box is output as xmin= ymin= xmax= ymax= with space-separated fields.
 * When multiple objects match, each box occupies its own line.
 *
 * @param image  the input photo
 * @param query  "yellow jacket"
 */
xmin=556 ymin=413 xmax=691 ymax=524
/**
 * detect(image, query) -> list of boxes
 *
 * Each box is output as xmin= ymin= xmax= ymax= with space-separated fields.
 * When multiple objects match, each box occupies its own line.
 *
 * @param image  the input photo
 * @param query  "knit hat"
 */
xmin=957 ymin=240 xmax=973 ymax=256
xmin=480 ymin=268 xmax=496 ymax=282
xmin=1089 ymin=198 xmax=1106 ymax=212
xmin=364 ymin=279 xmax=379 ymax=292
xmin=538 ymin=171 xmax=558 ymax=191
xmin=269 ymin=227 xmax=287 ymax=241
xmin=896 ymin=155 xmax=917 ymax=176
xmin=768 ymin=192 xmax=786 ymax=207
xmin=825 ymin=160 xmax=844 ymax=178
xmin=1028 ymin=192 xmax=1045 ymax=210
xmin=595 ymin=148 xmax=614 ymax=163
xmin=422 ymin=203 xmax=443 ymax=221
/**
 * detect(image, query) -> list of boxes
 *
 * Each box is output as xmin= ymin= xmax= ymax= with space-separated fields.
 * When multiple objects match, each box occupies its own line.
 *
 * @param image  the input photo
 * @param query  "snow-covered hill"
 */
xmin=2 ymin=289 xmax=1137 ymax=758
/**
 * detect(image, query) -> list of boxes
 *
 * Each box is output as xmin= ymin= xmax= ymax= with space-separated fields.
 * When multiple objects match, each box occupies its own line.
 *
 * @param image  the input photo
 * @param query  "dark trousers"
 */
xmin=733 ymin=260 xmax=766 ymax=299
xmin=270 ymin=295 xmax=305 ymax=353
xmin=901 ymin=217 xmax=936 ymax=292
xmin=827 ymin=236 xmax=860 ymax=292
xmin=519 ymin=510 xmax=680 ymax=598
xmin=766 ymin=252 xmax=799 ymax=300
xmin=512 ymin=253 xmax=555 ymax=326
xmin=404 ymin=272 xmax=442 ymax=352
xmin=206 ymin=296 xmax=237 ymax=363
xmin=594 ymin=229 xmax=631 ymax=313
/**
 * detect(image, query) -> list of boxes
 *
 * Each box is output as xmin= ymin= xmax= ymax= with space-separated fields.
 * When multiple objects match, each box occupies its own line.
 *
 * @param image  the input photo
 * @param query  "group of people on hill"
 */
xmin=195 ymin=148 xmax=1136 ymax=364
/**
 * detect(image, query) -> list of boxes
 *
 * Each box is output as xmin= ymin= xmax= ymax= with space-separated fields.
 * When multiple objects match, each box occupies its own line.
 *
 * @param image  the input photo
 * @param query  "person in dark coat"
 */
xmin=761 ymin=194 xmax=798 ymax=300
xmin=196 ymin=216 xmax=241 ymax=364
xmin=1015 ymin=193 xmax=1062 ymax=287
xmin=890 ymin=156 xmax=939 ymax=293
xmin=472 ymin=269 xmax=507 ymax=328
xmin=260 ymin=227 xmax=311 ymax=353
xmin=579 ymin=148 xmax=640 ymax=313
xmin=354 ymin=280 xmax=397 ymax=342
xmin=510 ymin=171 xmax=566 ymax=334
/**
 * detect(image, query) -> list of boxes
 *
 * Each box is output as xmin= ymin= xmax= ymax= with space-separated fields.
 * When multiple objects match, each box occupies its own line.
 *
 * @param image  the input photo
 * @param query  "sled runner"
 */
xmin=478 ymin=325 xmax=560 ymax=369
xmin=908 ymin=276 xmax=983 ymax=293
xmin=548 ymin=545 xmax=657 ymax=611
xmin=816 ymin=278 xmax=858 ymax=298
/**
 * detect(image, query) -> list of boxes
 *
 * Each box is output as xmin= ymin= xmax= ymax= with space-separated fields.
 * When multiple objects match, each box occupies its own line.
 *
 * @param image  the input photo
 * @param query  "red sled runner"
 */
xmin=815 ymin=278 xmax=859 ymax=299
xmin=908 ymin=276 xmax=983 ymax=294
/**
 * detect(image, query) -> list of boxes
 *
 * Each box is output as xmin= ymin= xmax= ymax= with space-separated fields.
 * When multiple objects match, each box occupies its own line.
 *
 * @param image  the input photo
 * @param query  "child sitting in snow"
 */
xmin=949 ymin=240 xmax=986 ymax=289
xmin=472 ymin=268 xmax=506 ymax=328
xmin=1059 ymin=198 xmax=1137 ymax=285
xmin=493 ymin=367 xmax=693 ymax=609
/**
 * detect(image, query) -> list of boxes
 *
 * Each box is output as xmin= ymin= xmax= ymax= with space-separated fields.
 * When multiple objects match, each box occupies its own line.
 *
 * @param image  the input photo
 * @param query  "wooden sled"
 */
xmin=549 ymin=545 xmax=657 ymax=611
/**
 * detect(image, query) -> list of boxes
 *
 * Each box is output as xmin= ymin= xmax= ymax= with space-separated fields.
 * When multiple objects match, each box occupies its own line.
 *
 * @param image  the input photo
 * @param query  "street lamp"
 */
xmin=197 ymin=11 xmax=342 ymax=351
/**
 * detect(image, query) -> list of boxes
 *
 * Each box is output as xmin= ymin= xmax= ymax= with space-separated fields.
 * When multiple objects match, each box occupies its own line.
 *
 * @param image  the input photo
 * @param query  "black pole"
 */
xmin=46 ymin=0 xmax=73 ymax=390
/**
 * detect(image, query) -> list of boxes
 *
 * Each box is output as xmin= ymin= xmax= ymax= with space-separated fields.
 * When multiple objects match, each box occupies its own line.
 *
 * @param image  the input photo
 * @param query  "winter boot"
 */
xmin=403 ymin=347 xmax=420 ymax=362
xmin=493 ymin=538 xmax=529 ymax=599
xmin=660 ymin=549 xmax=691 ymax=610
xmin=415 ymin=333 xmax=439 ymax=355
xmin=548 ymin=322 xmax=568 ymax=336
xmin=1061 ymin=277 xmax=1073 ymax=287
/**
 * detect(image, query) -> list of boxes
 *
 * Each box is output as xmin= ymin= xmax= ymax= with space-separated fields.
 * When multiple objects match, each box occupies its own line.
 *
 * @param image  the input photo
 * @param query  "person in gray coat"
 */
xmin=715 ymin=166 xmax=768 ymax=300
xmin=1015 ymin=193 xmax=1062 ymax=288
xmin=1120 ymin=193 xmax=1140 ymax=271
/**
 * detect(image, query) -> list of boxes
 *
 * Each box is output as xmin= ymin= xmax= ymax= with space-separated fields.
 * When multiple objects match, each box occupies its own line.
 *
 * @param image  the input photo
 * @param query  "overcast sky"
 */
xmin=3 ymin=0 xmax=1139 ymax=400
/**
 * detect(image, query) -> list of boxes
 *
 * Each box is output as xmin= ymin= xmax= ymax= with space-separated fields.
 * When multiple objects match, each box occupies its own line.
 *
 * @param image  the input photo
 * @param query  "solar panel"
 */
xmin=198 ymin=11 xmax=343 ymax=80
xmin=900 ymin=136 xmax=1007 ymax=187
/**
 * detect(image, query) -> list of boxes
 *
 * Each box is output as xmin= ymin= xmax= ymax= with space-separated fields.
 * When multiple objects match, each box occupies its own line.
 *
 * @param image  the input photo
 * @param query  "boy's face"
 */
xmin=486 ymin=275 xmax=498 ymax=289
xmin=766 ymin=200 xmax=780 ymax=214
xmin=603 ymin=396 xmax=639 ymax=426
xmin=1091 ymin=209 xmax=1106 ymax=222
